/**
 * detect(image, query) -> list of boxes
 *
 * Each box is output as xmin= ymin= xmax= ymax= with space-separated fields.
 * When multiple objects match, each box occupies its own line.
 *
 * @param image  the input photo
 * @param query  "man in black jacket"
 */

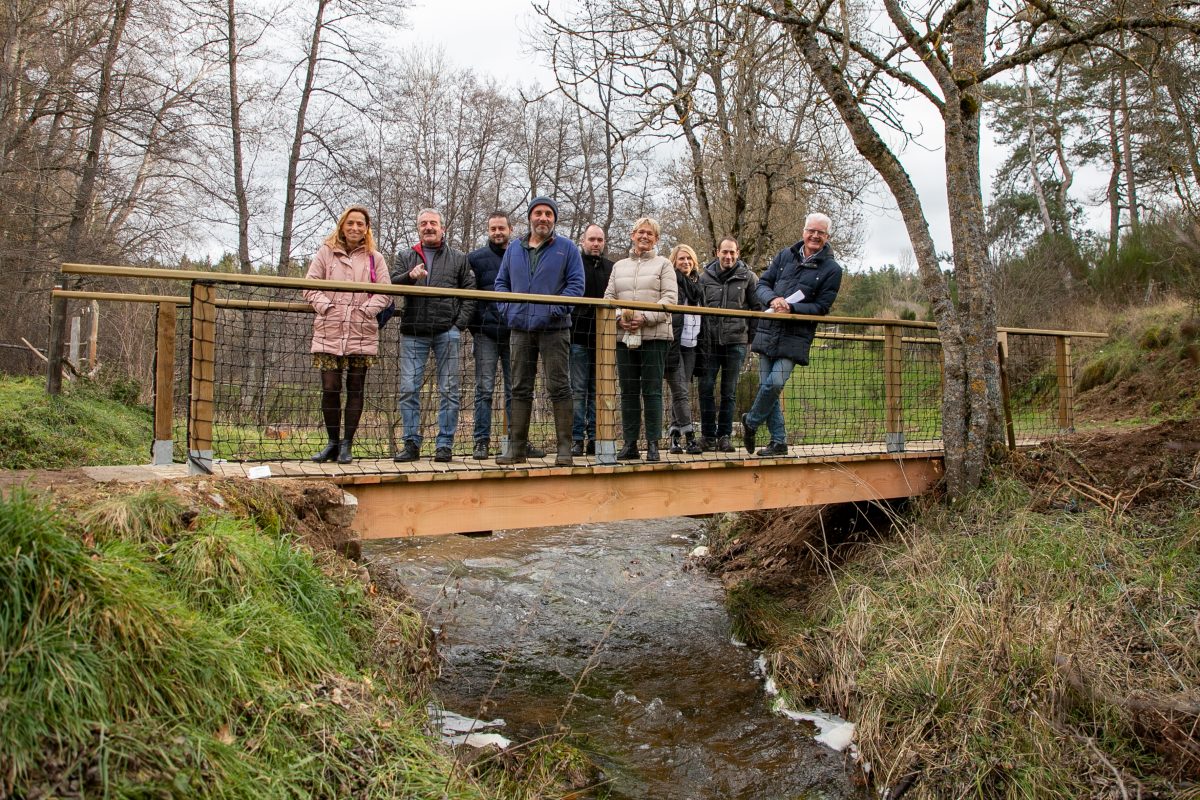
xmin=569 ymin=224 xmax=614 ymax=456
xmin=697 ymin=237 xmax=760 ymax=452
xmin=741 ymin=213 xmax=842 ymax=457
xmin=391 ymin=208 xmax=476 ymax=463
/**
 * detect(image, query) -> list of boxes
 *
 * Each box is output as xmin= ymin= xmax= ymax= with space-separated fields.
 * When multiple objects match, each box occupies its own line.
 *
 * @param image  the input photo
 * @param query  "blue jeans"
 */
xmin=399 ymin=328 xmax=461 ymax=448
xmin=569 ymin=343 xmax=596 ymax=442
xmin=745 ymin=355 xmax=796 ymax=445
xmin=698 ymin=344 xmax=745 ymax=437
xmin=473 ymin=333 xmax=511 ymax=442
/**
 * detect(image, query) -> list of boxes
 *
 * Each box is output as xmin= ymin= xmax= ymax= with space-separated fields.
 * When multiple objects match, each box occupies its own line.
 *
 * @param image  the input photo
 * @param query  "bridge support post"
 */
xmin=152 ymin=301 xmax=177 ymax=464
xmin=595 ymin=307 xmax=619 ymax=464
xmin=883 ymin=325 xmax=905 ymax=453
xmin=1055 ymin=335 xmax=1074 ymax=433
xmin=188 ymin=282 xmax=216 ymax=474
xmin=997 ymin=332 xmax=1016 ymax=450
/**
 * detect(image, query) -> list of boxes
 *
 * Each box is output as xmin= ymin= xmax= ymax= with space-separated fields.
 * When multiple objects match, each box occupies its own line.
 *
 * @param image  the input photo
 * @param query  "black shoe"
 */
xmin=757 ymin=441 xmax=789 ymax=457
xmin=434 ymin=446 xmax=453 ymax=462
xmin=684 ymin=432 xmax=703 ymax=455
xmin=337 ymin=439 xmax=353 ymax=464
xmin=472 ymin=440 xmax=489 ymax=460
xmin=716 ymin=435 xmax=735 ymax=453
xmin=646 ymin=441 xmax=660 ymax=462
xmin=311 ymin=440 xmax=339 ymax=463
xmin=393 ymin=441 xmax=420 ymax=462
xmin=668 ymin=432 xmax=682 ymax=454
xmin=585 ymin=440 xmax=596 ymax=455
xmin=617 ymin=443 xmax=640 ymax=461
xmin=741 ymin=413 xmax=757 ymax=454
xmin=527 ymin=444 xmax=547 ymax=458
xmin=571 ymin=440 xmax=584 ymax=457
xmin=698 ymin=436 xmax=716 ymax=452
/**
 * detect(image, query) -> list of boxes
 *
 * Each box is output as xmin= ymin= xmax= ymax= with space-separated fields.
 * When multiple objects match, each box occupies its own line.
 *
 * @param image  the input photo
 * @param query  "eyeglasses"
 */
xmin=804 ymin=228 xmax=829 ymax=237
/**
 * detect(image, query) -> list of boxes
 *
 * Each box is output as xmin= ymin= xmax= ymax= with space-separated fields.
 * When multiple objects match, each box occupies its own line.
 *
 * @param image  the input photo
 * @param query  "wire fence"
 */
xmin=134 ymin=277 xmax=1087 ymax=474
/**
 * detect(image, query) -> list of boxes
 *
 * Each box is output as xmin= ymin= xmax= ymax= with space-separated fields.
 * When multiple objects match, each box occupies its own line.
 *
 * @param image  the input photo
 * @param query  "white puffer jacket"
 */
xmin=603 ymin=248 xmax=678 ymax=342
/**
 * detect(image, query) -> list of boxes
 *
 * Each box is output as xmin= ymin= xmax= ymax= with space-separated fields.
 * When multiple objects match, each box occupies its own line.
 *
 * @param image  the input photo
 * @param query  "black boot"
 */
xmin=617 ymin=442 xmax=640 ymax=461
xmin=311 ymin=439 xmax=339 ymax=463
xmin=684 ymin=431 xmax=703 ymax=454
xmin=497 ymin=400 xmax=532 ymax=465
xmin=668 ymin=431 xmax=682 ymax=454
xmin=646 ymin=440 xmax=660 ymax=462
xmin=553 ymin=400 xmax=575 ymax=467
xmin=337 ymin=438 xmax=353 ymax=464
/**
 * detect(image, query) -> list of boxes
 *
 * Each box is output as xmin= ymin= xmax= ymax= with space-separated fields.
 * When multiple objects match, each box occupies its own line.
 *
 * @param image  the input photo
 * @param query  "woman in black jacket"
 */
xmin=665 ymin=244 xmax=704 ymax=454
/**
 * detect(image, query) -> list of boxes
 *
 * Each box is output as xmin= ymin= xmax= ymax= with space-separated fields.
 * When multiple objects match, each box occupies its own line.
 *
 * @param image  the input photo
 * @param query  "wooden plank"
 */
xmin=154 ymin=302 xmax=176 ymax=442
xmin=188 ymin=283 xmax=217 ymax=460
xmin=595 ymin=307 xmax=619 ymax=459
xmin=883 ymin=325 xmax=904 ymax=450
xmin=349 ymin=456 xmax=944 ymax=538
xmin=1056 ymin=335 xmax=1074 ymax=431
xmin=997 ymin=332 xmax=1016 ymax=450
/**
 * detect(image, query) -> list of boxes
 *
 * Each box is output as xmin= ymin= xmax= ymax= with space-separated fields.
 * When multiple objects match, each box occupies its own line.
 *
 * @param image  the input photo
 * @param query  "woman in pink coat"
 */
xmin=303 ymin=205 xmax=391 ymax=464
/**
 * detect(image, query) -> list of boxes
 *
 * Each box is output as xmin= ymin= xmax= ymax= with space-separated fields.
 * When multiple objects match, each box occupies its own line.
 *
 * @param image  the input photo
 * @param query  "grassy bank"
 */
xmin=0 ymin=481 xmax=502 ymax=798
xmin=707 ymin=436 xmax=1200 ymax=797
xmin=0 ymin=375 xmax=151 ymax=469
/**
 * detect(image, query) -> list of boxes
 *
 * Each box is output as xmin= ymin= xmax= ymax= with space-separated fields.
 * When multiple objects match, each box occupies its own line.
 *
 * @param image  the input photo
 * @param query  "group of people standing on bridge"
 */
xmin=302 ymin=198 xmax=843 ymax=466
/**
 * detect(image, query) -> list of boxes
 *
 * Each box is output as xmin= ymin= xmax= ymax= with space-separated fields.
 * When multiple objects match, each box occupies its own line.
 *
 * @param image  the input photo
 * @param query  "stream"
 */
xmin=366 ymin=517 xmax=862 ymax=799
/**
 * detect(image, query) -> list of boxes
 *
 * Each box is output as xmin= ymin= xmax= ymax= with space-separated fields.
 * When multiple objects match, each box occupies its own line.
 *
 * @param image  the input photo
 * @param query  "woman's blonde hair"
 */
xmin=630 ymin=217 xmax=661 ymax=237
xmin=325 ymin=205 xmax=377 ymax=253
xmin=669 ymin=244 xmax=700 ymax=276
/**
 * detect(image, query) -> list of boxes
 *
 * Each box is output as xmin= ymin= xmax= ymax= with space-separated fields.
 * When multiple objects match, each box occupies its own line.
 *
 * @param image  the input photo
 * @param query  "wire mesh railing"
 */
xmin=54 ymin=264 xmax=1104 ymax=475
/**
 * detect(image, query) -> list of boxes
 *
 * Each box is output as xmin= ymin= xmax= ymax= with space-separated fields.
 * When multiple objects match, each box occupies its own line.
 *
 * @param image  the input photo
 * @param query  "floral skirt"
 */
xmin=312 ymin=353 xmax=377 ymax=370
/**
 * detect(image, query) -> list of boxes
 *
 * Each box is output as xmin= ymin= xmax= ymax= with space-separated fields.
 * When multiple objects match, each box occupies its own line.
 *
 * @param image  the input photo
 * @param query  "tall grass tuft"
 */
xmin=0 ymin=487 xmax=492 ymax=799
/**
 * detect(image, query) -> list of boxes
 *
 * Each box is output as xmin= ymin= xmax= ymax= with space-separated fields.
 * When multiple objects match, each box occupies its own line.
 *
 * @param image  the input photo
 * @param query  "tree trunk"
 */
xmin=278 ymin=0 xmax=329 ymax=274
xmin=226 ymin=0 xmax=252 ymax=272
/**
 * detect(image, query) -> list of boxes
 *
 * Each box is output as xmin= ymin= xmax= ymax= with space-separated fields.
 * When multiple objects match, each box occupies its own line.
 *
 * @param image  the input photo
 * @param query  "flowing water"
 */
xmin=366 ymin=517 xmax=862 ymax=800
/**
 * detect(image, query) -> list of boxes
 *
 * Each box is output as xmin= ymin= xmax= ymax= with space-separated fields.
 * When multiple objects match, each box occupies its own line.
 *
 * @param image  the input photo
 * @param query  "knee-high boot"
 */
xmin=496 ymin=399 xmax=531 ymax=465
xmin=553 ymin=400 xmax=574 ymax=467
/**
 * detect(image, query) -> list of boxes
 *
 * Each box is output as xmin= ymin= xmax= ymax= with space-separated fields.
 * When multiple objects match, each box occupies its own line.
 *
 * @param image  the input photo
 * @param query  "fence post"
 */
xmin=46 ymin=282 xmax=67 ymax=395
xmin=1055 ymin=335 xmax=1074 ymax=433
xmin=997 ymin=331 xmax=1016 ymax=449
xmin=594 ymin=307 xmax=619 ymax=465
xmin=883 ymin=325 xmax=905 ymax=452
xmin=188 ymin=283 xmax=217 ymax=474
xmin=152 ymin=302 xmax=177 ymax=465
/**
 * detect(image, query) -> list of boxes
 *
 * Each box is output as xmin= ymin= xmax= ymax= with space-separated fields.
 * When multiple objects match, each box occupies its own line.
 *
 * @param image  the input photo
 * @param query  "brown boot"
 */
xmin=496 ymin=400 xmax=531 ymax=465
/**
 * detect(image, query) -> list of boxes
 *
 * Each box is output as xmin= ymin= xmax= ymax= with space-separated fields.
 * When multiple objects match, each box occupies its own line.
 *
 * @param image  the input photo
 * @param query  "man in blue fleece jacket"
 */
xmin=493 ymin=196 xmax=585 ymax=466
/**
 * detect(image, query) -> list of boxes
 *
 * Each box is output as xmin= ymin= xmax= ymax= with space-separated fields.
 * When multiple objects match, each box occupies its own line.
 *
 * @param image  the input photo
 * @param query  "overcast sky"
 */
xmin=391 ymin=0 xmax=1099 ymax=271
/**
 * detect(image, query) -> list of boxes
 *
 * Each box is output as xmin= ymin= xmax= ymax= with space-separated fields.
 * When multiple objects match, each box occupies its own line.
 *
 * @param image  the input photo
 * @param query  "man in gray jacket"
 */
xmin=391 ymin=208 xmax=476 ymax=463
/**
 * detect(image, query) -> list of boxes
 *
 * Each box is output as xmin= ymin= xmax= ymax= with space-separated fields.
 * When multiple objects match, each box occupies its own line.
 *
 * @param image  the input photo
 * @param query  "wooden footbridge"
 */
xmin=52 ymin=264 xmax=1103 ymax=538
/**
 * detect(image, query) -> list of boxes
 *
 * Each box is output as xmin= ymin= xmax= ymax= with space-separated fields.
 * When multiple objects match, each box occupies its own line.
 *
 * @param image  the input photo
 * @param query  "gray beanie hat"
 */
xmin=527 ymin=196 xmax=558 ymax=221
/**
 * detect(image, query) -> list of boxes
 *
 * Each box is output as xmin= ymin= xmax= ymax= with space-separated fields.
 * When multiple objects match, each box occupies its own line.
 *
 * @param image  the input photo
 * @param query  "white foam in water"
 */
xmin=428 ymin=707 xmax=510 ymax=749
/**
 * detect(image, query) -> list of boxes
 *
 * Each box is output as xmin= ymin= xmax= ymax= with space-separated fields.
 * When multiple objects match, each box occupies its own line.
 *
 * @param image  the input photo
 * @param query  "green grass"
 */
xmin=741 ymin=479 xmax=1200 ymax=797
xmin=0 ymin=487 xmax=495 ymax=799
xmin=0 ymin=375 xmax=152 ymax=468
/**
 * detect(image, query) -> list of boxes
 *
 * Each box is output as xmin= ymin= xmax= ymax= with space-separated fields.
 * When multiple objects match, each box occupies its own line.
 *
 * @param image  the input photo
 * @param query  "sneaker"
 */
xmin=668 ymin=432 xmax=683 ymax=454
xmin=684 ymin=434 xmax=704 ymax=455
xmin=740 ymin=413 xmax=757 ymax=454
xmin=716 ymin=435 xmax=735 ymax=453
xmin=393 ymin=441 xmax=420 ymax=462
xmin=472 ymin=440 xmax=489 ymax=460
xmin=757 ymin=441 xmax=789 ymax=457
xmin=571 ymin=440 xmax=584 ymax=457
xmin=698 ymin=436 xmax=717 ymax=452
xmin=434 ymin=446 xmax=453 ymax=462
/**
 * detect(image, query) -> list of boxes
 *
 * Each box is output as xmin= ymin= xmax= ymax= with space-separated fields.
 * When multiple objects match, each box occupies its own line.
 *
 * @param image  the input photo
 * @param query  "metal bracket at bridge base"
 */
xmin=594 ymin=439 xmax=617 ymax=465
xmin=188 ymin=449 xmax=213 ymax=475
xmin=885 ymin=433 xmax=906 ymax=453
xmin=152 ymin=440 xmax=174 ymax=466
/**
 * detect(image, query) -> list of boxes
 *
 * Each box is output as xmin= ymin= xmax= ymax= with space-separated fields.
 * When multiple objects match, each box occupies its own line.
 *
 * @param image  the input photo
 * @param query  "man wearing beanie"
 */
xmin=493 ymin=196 xmax=586 ymax=466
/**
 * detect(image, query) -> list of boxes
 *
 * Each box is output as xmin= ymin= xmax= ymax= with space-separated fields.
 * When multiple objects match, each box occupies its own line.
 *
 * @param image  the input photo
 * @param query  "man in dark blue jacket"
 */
xmin=493 ymin=196 xmax=585 ymax=466
xmin=741 ymin=213 xmax=843 ymax=457
xmin=569 ymin=224 xmax=614 ymax=456
xmin=467 ymin=212 xmax=513 ymax=460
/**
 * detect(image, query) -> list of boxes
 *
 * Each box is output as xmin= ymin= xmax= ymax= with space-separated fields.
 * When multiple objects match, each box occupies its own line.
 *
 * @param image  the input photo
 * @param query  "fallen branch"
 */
xmin=20 ymin=337 xmax=48 ymax=363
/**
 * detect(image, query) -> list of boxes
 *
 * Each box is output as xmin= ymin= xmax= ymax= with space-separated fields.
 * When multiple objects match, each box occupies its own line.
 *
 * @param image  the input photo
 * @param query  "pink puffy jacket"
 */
xmin=303 ymin=244 xmax=392 ymax=356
